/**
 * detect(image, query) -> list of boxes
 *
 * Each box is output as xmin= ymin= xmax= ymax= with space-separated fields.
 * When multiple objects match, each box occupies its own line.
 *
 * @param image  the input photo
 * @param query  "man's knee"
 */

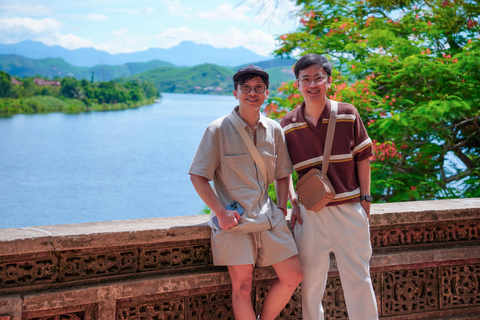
xmin=283 ymin=268 xmax=303 ymax=288
xmin=277 ymin=261 xmax=303 ymax=288
xmin=232 ymin=278 xmax=253 ymax=297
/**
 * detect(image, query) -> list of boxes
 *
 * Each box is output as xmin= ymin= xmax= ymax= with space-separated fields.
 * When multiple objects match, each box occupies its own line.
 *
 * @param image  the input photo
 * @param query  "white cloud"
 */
xmin=243 ymin=0 xmax=301 ymax=28
xmin=153 ymin=26 xmax=276 ymax=56
xmin=0 ymin=1 xmax=51 ymax=16
xmin=163 ymin=0 xmax=193 ymax=17
xmin=193 ymin=3 xmax=250 ymax=21
xmin=0 ymin=17 xmax=96 ymax=51
xmin=0 ymin=17 xmax=62 ymax=43
xmin=110 ymin=7 xmax=154 ymax=16
xmin=93 ymin=29 xmax=150 ymax=54
xmin=112 ymin=28 xmax=129 ymax=37
xmin=52 ymin=33 xmax=96 ymax=49
xmin=67 ymin=13 xmax=110 ymax=21
xmin=163 ymin=1 xmax=250 ymax=21
xmin=82 ymin=14 xmax=109 ymax=21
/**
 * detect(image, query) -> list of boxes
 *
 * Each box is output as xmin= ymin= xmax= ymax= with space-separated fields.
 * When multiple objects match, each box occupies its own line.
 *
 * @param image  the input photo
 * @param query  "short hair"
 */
xmin=294 ymin=54 xmax=332 ymax=79
xmin=234 ymin=73 xmax=269 ymax=91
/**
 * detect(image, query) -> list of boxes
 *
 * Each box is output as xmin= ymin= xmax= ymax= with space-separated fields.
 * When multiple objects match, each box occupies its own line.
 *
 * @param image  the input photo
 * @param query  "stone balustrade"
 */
xmin=0 ymin=198 xmax=479 ymax=319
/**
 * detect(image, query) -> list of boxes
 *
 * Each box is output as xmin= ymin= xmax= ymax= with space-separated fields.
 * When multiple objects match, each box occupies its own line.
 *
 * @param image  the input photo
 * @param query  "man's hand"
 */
xmin=290 ymin=199 xmax=303 ymax=228
xmin=361 ymin=200 xmax=371 ymax=219
xmin=216 ymin=208 xmax=242 ymax=230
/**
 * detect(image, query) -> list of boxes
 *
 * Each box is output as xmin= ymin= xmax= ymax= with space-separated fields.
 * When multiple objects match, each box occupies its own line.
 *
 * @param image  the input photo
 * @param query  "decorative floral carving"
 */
xmin=187 ymin=290 xmax=233 ymax=319
xmin=0 ymin=258 xmax=57 ymax=286
xmin=118 ymin=299 xmax=185 ymax=320
xmin=371 ymin=220 xmax=480 ymax=248
xmin=383 ymin=268 xmax=437 ymax=315
xmin=59 ymin=251 xmax=138 ymax=281
xmin=440 ymin=264 xmax=480 ymax=309
xmin=323 ymin=277 xmax=348 ymax=319
xmin=139 ymin=242 xmax=211 ymax=271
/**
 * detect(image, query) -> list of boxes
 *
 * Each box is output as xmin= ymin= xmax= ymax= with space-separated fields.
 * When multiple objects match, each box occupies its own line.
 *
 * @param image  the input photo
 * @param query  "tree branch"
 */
xmin=444 ymin=168 xmax=474 ymax=184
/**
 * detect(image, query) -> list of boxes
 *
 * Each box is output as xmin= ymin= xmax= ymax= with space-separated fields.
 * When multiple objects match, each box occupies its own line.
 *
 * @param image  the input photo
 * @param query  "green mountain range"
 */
xmin=0 ymin=54 xmax=174 ymax=81
xmin=0 ymin=54 xmax=295 ymax=94
xmin=131 ymin=59 xmax=296 ymax=94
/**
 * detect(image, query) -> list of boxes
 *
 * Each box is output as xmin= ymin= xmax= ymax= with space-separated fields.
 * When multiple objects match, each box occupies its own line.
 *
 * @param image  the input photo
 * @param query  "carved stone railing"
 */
xmin=0 ymin=198 xmax=479 ymax=319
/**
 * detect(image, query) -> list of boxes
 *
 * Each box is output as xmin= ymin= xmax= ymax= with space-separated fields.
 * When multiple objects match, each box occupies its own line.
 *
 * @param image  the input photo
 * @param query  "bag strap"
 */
xmin=226 ymin=113 xmax=268 ymax=185
xmin=322 ymin=100 xmax=338 ymax=176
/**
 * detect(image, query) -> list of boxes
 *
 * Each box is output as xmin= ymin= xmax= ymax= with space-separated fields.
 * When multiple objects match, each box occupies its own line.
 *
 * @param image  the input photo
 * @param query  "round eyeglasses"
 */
xmin=297 ymin=75 xmax=329 ymax=86
xmin=240 ymin=84 xmax=267 ymax=94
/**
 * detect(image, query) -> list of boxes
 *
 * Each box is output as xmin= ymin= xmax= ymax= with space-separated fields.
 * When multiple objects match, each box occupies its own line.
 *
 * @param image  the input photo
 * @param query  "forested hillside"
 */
xmin=0 ymin=71 xmax=159 ymax=117
xmin=0 ymin=55 xmax=175 ymax=81
xmin=133 ymin=62 xmax=295 ymax=94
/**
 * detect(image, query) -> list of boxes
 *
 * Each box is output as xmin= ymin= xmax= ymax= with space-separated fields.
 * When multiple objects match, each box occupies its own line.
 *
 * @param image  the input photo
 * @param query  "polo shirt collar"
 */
xmin=232 ymin=105 xmax=267 ymax=129
xmin=292 ymin=100 xmax=331 ymax=123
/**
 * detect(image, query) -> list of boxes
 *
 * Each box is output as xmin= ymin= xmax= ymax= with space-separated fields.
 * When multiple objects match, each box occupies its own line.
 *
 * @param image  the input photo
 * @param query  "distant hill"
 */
xmin=0 ymin=54 xmax=175 ymax=81
xmin=133 ymin=64 xmax=233 ymax=94
xmin=235 ymin=58 xmax=296 ymax=70
xmin=0 ymin=40 xmax=272 ymax=67
xmin=132 ymin=59 xmax=296 ymax=94
xmin=265 ymin=66 xmax=296 ymax=90
xmin=116 ymin=41 xmax=272 ymax=67
xmin=234 ymin=58 xmax=296 ymax=89
xmin=0 ymin=41 xmax=124 ymax=67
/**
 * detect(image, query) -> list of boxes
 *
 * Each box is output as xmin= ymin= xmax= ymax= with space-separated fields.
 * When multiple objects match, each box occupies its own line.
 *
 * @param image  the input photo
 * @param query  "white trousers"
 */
xmin=294 ymin=202 xmax=378 ymax=320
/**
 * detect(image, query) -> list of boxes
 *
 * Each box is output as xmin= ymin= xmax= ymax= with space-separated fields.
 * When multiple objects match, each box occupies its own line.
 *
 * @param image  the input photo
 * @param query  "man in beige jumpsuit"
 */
xmin=189 ymin=65 xmax=303 ymax=320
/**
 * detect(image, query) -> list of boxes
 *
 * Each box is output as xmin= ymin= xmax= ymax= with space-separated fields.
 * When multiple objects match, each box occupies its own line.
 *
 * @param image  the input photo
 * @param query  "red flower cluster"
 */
xmin=306 ymin=10 xmax=316 ymax=18
xmin=421 ymin=48 xmax=432 ymax=55
xmin=264 ymin=102 xmax=278 ymax=114
xmin=441 ymin=53 xmax=458 ymax=63
xmin=372 ymin=140 xmax=401 ymax=161
xmin=468 ymin=19 xmax=478 ymax=29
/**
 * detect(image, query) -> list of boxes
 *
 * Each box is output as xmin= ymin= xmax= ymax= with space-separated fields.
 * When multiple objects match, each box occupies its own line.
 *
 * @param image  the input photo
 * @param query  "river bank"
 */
xmin=0 ymin=95 xmax=157 ymax=117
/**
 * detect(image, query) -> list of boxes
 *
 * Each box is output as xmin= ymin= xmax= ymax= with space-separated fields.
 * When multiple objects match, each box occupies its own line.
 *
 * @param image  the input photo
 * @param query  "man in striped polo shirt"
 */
xmin=281 ymin=54 xmax=378 ymax=320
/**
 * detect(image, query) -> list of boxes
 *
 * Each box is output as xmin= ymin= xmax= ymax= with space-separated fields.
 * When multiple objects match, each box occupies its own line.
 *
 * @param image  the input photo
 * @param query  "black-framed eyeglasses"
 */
xmin=240 ymin=84 xmax=267 ymax=94
xmin=297 ymin=74 xmax=329 ymax=86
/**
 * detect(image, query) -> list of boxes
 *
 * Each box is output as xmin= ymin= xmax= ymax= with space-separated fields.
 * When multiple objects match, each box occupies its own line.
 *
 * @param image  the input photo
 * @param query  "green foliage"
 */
xmin=0 ymin=96 xmax=86 ymax=115
xmin=0 ymin=71 xmax=12 ymax=97
xmin=0 ymin=73 xmax=160 ymax=117
xmin=134 ymin=64 xmax=234 ymax=94
xmin=125 ymin=60 xmax=176 ymax=74
xmin=132 ymin=61 xmax=296 ymax=94
xmin=268 ymin=0 xmax=480 ymax=201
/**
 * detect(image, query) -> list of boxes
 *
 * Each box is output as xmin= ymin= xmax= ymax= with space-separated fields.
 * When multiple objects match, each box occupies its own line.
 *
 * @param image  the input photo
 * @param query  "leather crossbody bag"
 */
xmin=296 ymin=101 xmax=338 ymax=211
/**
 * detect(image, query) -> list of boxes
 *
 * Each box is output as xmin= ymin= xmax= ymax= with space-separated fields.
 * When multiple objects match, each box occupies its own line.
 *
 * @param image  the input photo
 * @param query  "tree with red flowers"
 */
xmin=266 ymin=0 xmax=480 ymax=202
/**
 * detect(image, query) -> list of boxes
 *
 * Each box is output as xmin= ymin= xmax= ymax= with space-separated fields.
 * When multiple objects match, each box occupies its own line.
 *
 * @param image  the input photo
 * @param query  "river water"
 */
xmin=0 ymin=93 xmax=237 ymax=229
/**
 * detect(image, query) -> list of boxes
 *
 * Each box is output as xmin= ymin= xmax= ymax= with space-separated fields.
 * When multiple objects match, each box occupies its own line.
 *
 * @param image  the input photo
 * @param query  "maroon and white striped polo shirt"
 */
xmin=280 ymin=100 xmax=373 ymax=206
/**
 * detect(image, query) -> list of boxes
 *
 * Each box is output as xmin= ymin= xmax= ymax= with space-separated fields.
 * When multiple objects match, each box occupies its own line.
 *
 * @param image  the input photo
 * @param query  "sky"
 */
xmin=0 ymin=0 xmax=302 ymax=57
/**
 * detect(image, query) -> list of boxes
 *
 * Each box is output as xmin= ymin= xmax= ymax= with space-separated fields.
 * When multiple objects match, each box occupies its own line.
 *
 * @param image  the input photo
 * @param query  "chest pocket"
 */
xmin=222 ymin=154 xmax=253 ymax=190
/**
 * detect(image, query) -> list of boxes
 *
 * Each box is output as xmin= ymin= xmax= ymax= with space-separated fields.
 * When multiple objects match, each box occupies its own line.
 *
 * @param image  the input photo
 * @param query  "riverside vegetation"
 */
xmin=0 ymin=71 xmax=159 ymax=117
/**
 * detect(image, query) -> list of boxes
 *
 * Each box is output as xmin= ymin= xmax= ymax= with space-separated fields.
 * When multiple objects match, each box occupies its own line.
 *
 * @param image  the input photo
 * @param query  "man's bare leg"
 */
xmin=260 ymin=255 xmax=303 ymax=320
xmin=228 ymin=264 xmax=256 ymax=320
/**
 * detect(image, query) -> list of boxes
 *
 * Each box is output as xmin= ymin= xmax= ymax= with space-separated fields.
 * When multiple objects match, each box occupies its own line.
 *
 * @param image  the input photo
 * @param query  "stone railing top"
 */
xmin=1 ymin=198 xmax=479 ymax=256
xmin=0 ymin=215 xmax=212 ymax=255
xmin=370 ymin=198 xmax=480 ymax=225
